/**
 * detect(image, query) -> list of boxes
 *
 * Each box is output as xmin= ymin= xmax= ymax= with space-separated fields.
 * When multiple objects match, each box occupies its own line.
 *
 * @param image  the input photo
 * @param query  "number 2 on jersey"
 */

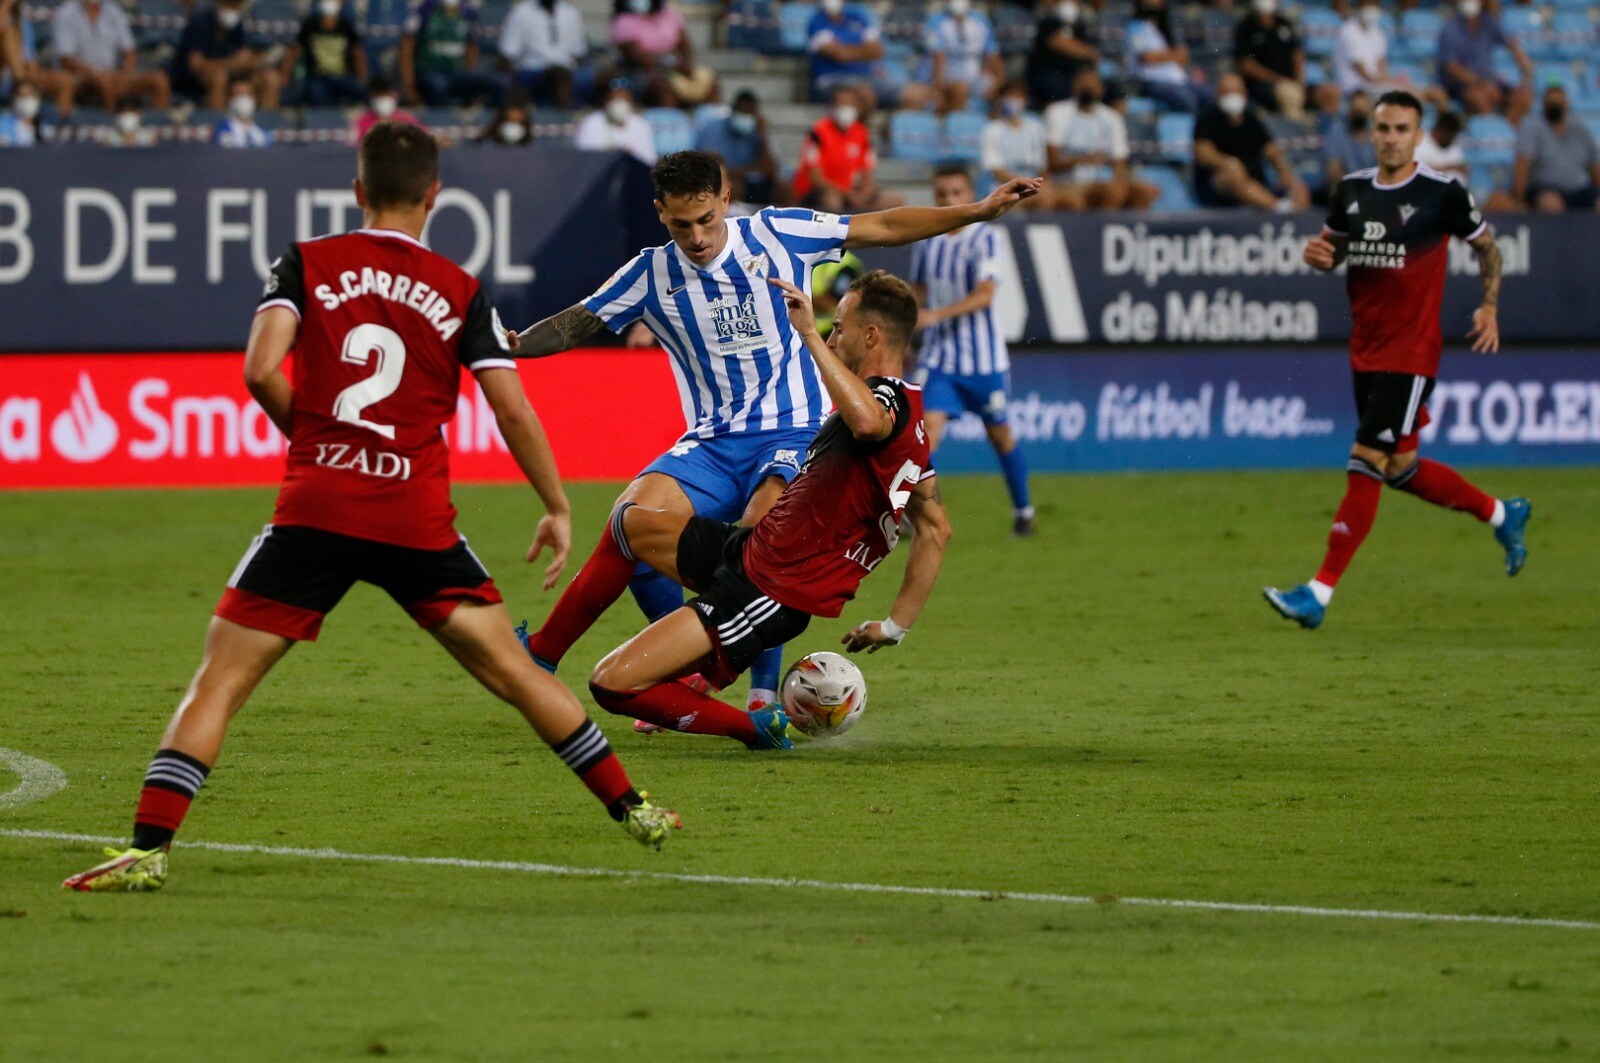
xmin=332 ymin=324 xmax=406 ymax=440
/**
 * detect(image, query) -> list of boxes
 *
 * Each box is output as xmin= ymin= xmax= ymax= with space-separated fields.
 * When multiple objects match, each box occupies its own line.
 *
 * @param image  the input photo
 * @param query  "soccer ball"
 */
xmin=781 ymin=652 xmax=867 ymax=737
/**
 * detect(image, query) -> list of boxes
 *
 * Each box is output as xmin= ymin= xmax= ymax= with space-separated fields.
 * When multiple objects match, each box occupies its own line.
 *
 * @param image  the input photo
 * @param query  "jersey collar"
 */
xmin=357 ymin=227 xmax=427 ymax=248
xmin=1371 ymin=163 xmax=1420 ymax=190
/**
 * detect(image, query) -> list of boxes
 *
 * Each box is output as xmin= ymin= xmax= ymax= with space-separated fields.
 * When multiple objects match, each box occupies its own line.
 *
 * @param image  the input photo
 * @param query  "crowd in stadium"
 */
xmin=2 ymin=0 xmax=1597 ymax=212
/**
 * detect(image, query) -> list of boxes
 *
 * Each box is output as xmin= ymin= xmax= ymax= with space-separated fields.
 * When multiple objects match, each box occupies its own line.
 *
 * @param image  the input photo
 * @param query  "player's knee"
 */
xmin=587 ymin=675 xmax=629 ymax=712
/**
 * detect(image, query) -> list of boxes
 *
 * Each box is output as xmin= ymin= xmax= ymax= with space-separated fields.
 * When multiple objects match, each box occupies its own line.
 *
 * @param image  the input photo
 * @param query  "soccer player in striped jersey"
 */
xmin=909 ymin=162 xmax=1035 ymax=537
xmin=508 ymin=150 xmax=1038 ymax=712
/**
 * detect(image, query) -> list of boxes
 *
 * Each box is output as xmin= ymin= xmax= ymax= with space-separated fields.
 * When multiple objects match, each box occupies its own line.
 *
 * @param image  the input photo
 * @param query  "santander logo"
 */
xmin=49 ymin=373 xmax=120 ymax=462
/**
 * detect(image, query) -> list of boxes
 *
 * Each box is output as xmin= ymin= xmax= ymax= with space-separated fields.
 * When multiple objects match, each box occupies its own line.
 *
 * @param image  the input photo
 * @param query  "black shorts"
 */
xmin=676 ymin=516 xmax=811 ymax=683
xmin=1353 ymin=371 xmax=1434 ymax=454
xmin=215 ymin=524 xmax=502 ymax=641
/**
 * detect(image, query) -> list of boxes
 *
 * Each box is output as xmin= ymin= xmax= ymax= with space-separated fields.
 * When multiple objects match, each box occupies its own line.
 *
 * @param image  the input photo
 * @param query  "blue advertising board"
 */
xmin=929 ymin=348 xmax=1600 ymax=473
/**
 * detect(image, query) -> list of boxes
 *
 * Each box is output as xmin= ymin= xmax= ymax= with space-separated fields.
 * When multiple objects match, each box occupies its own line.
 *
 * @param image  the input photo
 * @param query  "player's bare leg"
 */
xmin=589 ymin=609 xmax=785 ymax=748
xmin=740 ymin=475 xmax=789 ymax=711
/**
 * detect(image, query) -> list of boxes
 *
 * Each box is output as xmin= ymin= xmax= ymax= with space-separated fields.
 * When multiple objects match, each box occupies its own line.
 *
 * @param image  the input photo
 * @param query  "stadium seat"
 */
xmin=1138 ymin=164 xmax=1198 ymax=212
xmin=1464 ymin=113 xmax=1515 ymax=166
xmin=132 ymin=0 xmax=185 ymax=49
xmin=944 ymin=111 xmax=984 ymax=163
xmin=882 ymin=1 xmax=922 ymax=46
xmin=727 ymin=0 xmax=780 ymax=53
xmin=1549 ymin=11 xmax=1597 ymax=61
xmin=991 ymin=3 xmax=1035 ymax=57
xmin=1124 ymin=95 xmax=1158 ymax=118
xmin=1499 ymin=5 xmax=1546 ymax=55
xmin=644 ymin=108 xmax=694 ymax=155
xmin=888 ymin=110 xmax=942 ymax=161
xmin=778 ymin=2 xmax=818 ymax=55
xmin=478 ymin=0 xmax=513 ymax=36
xmin=1157 ymin=112 xmax=1193 ymax=161
xmin=1300 ymin=8 xmax=1340 ymax=58
xmin=692 ymin=102 xmax=730 ymax=140
xmin=249 ymin=0 xmax=301 ymax=46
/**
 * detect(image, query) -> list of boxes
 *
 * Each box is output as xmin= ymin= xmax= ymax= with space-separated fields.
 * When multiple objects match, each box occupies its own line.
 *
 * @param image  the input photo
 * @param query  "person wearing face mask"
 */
xmin=173 ymin=0 xmax=281 ymax=111
xmin=498 ymin=0 xmax=586 ymax=107
xmin=1500 ymin=85 xmax=1600 ymax=213
xmin=1334 ymin=0 xmax=1392 ymax=95
xmin=47 ymin=0 xmax=171 ymax=117
xmin=281 ymin=0 xmax=367 ymax=107
xmin=0 ymin=78 xmax=41 ymax=146
xmin=352 ymin=76 xmax=426 ymax=142
xmin=1044 ymin=69 xmax=1158 ymax=210
xmin=609 ymin=0 xmax=716 ymax=107
xmin=1124 ymin=0 xmax=1205 ymax=113
xmin=105 ymin=94 xmax=155 ymax=146
xmin=806 ymin=0 xmax=906 ymax=115
xmin=915 ymin=0 xmax=1004 ymax=115
xmin=1414 ymin=109 xmax=1469 ymax=182
xmin=1321 ymin=89 xmax=1377 ymax=192
xmin=1234 ymin=0 xmax=1305 ymax=119
xmin=478 ymin=100 xmax=533 ymax=145
xmin=793 ymin=85 xmax=903 ymax=211
xmin=695 ymin=90 xmax=782 ymax=206
xmin=1437 ymin=0 xmax=1531 ymax=119
xmin=1193 ymin=71 xmax=1309 ymax=211
xmin=574 ymin=82 xmax=657 ymax=164
xmin=213 ymin=77 xmax=273 ymax=146
xmin=981 ymin=79 xmax=1051 ymax=207
xmin=401 ymin=0 xmax=504 ymax=108
xmin=1026 ymin=0 xmax=1099 ymax=109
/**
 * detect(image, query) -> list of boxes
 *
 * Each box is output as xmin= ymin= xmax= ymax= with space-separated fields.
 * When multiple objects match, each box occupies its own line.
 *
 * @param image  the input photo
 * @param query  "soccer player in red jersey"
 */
xmin=1264 ymin=90 xmax=1531 ymax=630
xmin=64 ymin=125 xmax=678 ymax=893
xmin=542 ymin=270 xmax=947 ymax=749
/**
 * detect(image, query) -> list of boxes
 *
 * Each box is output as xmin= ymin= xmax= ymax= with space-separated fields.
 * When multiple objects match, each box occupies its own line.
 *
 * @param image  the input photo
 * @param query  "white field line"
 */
xmin=0 ymin=749 xmax=68 ymax=811
xmin=5 ymin=826 xmax=1598 ymax=932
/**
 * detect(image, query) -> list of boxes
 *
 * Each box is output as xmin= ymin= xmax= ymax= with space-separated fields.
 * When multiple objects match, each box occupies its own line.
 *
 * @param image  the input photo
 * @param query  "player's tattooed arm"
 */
xmin=844 ymin=475 xmax=950 ymax=653
xmin=507 ymin=304 xmax=606 ymax=358
xmin=1467 ymin=229 xmax=1502 ymax=353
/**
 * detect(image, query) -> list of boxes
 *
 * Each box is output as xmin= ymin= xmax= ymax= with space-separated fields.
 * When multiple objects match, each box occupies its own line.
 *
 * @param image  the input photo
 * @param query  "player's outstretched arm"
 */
xmin=476 ymin=367 xmax=573 ymax=589
xmin=1467 ymin=228 xmax=1502 ymax=353
xmin=843 ymin=476 xmax=951 ymax=654
xmin=768 ymin=277 xmax=893 ymax=442
xmin=505 ymin=304 xmax=607 ymax=359
xmin=243 ymin=306 xmax=298 ymax=437
xmin=842 ymin=177 xmax=1043 ymax=250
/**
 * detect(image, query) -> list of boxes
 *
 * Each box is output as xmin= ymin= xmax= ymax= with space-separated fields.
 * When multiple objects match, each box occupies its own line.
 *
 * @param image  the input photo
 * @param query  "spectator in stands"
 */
xmin=1124 ymin=0 xmax=1206 ymax=114
xmin=792 ymin=85 xmax=903 ymax=210
xmin=173 ymin=0 xmax=281 ymax=112
xmin=1026 ymin=0 xmax=1099 ymax=110
xmin=1438 ymin=0 xmax=1530 ymax=119
xmin=1415 ymin=109 xmax=1468 ymax=181
xmin=401 ymin=0 xmax=503 ymax=108
xmin=498 ymin=0 xmax=586 ymax=108
xmin=916 ymin=0 xmax=1004 ymax=115
xmin=574 ymin=81 xmax=657 ymax=163
xmin=0 ymin=77 xmax=40 ymax=145
xmin=1192 ymin=71 xmax=1309 ymax=211
xmin=4 ymin=0 xmax=69 ymax=105
xmin=1321 ymin=88 xmax=1376 ymax=189
xmin=352 ymin=77 xmax=425 ymax=141
xmin=282 ymin=1 xmax=367 ymax=107
xmin=609 ymin=0 xmax=715 ymax=108
xmin=695 ymin=90 xmax=781 ymax=206
xmin=49 ymin=0 xmax=170 ymax=117
xmin=1334 ymin=0 xmax=1389 ymax=96
xmin=806 ymin=0 xmax=905 ymax=113
xmin=214 ymin=77 xmax=272 ymax=146
xmin=1235 ymin=0 xmax=1304 ymax=119
xmin=1499 ymin=86 xmax=1600 ymax=213
xmin=105 ymin=95 xmax=155 ymax=145
xmin=1044 ymin=69 xmax=1157 ymax=210
xmin=478 ymin=98 xmax=534 ymax=144
xmin=982 ymin=78 xmax=1051 ymax=207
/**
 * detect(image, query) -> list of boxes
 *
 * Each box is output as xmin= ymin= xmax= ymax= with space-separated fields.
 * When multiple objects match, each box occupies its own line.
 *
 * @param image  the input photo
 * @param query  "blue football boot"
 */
xmin=1263 ymin=584 xmax=1326 ymax=630
xmin=1494 ymin=497 xmax=1531 ymax=576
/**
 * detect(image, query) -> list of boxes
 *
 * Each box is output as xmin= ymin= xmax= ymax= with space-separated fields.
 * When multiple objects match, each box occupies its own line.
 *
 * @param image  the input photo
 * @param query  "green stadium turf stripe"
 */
xmin=7 ymin=826 xmax=1598 ymax=931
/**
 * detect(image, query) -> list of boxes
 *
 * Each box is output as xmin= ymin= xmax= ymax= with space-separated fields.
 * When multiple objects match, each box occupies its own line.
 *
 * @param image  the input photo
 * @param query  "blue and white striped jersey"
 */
xmin=909 ymin=222 xmax=1008 ymax=377
xmin=582 ymin=207 xmax=852 ymax=437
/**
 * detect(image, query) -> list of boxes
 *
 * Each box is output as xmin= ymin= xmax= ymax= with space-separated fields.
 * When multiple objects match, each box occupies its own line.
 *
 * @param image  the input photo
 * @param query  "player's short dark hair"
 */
xmin=651 ymin=150 xmax=723 ymax=202
xmin=1375 ymin=90 xmax=1424 ymax=118
xmin=847 ymin=270 xmax=919 ymax=352
xmin=1435 ymin=110 xmax=1462 ymax=136
xmin=933 ymin=160 xmax=972 ymax=183
xmin=358 ymin=121 xmax=440 ymax=209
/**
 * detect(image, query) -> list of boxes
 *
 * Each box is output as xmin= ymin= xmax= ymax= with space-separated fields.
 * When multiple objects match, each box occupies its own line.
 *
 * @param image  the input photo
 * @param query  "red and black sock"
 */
xmin=590 ymin=680 xmax=759 ymax=747
xmin=1314 ymin=457 xmax=1385 ymax=589
xmin=527 ymin=505 xmax=639 ymax=667
xmin=550 ymin=719 xmax=641 ymax=822
xmin=132 ymin=748 xmax=210 ymax=851
xmin=1387 ymin=458 xmax=1497 ymax=522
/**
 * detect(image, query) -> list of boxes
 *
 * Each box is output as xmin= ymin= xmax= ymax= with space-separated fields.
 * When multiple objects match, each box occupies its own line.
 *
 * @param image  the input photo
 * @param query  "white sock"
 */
xmin=1307 ymin=580 xmax=1335 ymax=607
xmin=1016 ymin=506 xmax=1035 ymax=519
xmin=1489 ymin=499 xmax=1506 ymax=528
xmin=748 ymin=689 xmax=777 ymax=711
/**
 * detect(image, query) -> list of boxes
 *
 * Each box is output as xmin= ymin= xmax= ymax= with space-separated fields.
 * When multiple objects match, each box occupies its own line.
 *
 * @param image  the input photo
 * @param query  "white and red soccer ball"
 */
xmin=780 ymin=652 xmax=867 ymax=737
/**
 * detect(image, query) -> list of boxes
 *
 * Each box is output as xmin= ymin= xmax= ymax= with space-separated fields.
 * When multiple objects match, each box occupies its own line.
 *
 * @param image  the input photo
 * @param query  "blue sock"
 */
xmin=628 ymin=564 xmax=682 ymax=623
xmin=997 ymin=444 xmax=1032 ymax=514
xmin=749 ymin=644 xmax=783 ymax=706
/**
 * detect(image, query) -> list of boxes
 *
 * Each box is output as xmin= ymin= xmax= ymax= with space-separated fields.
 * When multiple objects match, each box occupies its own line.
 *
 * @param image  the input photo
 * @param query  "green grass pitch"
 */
xmin=2 ymin=470 xmax=1598 ymax=1061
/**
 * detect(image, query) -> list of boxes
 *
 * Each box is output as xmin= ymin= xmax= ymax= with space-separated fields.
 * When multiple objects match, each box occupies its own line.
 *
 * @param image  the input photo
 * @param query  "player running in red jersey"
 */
xmin=539 ymin=270 xmax=948 ymax=749
xmin=63 ymin=125 xmax=678 ymax=893
xmin=1264 ymin=90 xmax=1530 ymax=630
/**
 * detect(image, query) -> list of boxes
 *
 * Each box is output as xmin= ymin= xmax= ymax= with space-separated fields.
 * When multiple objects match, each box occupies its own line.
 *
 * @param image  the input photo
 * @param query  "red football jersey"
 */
xmin=1325 ymin=164 xmax=1487 ymax=377
xmin=742 ymin=378 xmax=931 ymax=618
xmin=256 ymin=228 xmax=514 ymax=550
